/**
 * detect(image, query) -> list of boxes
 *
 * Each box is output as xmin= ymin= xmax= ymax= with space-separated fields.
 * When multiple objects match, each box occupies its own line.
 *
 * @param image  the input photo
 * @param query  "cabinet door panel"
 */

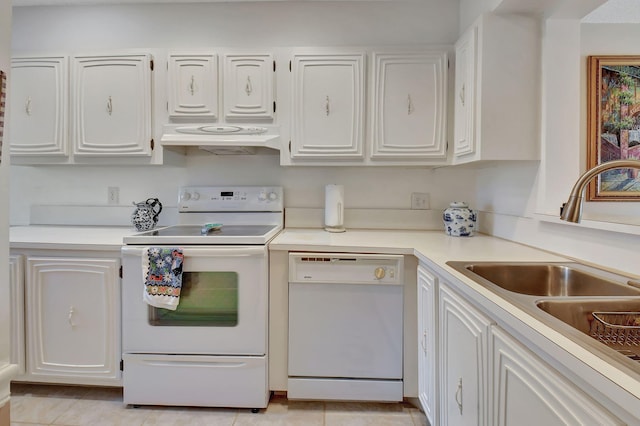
xmin=72 ymin=54 xmax=152 ymax=156
xmin=371 ymin=52 xmax=447 ymax=159
xmin=9 ymin=57 xmax=68 ymax=156
xmin=224 ymin=54 xmax=273 ymax=120
xmin=417 ymin=265 xmax=437 ymax=425
xmin=491 ymin=326 xmax=623 ymax=426
xmin=439 ymin=283 xmax=491 ymax=426
xmin=26 ymin=257 xmax=120 ymax=384
xmin=453 ymin=26 xmax=477 ymax=159
xmin=9 ymin=255 xmax=25 ymax=376
xmin=291 ymin=54 xmax=364 ymax=159
xmin=168 ymin=53 xmax=218 ymax=119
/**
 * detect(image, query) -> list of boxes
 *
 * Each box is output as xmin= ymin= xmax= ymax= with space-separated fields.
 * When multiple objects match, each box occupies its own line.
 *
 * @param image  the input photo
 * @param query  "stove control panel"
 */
xmin=178 ymin=186 xmax=283 ymax=212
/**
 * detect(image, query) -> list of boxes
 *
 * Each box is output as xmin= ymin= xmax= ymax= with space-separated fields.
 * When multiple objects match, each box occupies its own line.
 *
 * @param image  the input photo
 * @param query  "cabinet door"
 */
xmin=224 ymin=54 xmax=274 ymax=120
xmin=491 ymin=326 xmax=623 ymax=426
xmin=417 ymin=265 xmax=437 ymax=425
xmin=9 ymin=56 xmax=68 ymax=157
xmin=168 ymin=53 xmax=218 ymax=119
xmin=371 ymin=52 xmax=447 ymax=160
xmin=9 ymin=255 xmax=25 ymax=376
xmin=453 ymin=25 xmax=477 ymax=160
xmin=71 ymin=54 xmax=153 ymax=157
xmin=25 ymin=256 xmax=121 ymax=385
xmin=291 ymin=53 xmax=365 ymax=159
xmin=439 ymin=282 xmax=492 ymax=426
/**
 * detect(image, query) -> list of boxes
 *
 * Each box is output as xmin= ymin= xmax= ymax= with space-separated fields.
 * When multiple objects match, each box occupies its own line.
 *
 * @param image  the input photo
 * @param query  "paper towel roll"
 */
xmin=324 ymin=184 xmax=345 ymax=233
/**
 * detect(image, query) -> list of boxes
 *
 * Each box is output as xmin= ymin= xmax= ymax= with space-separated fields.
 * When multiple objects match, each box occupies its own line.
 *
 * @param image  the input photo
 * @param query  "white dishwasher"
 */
xmin=288 ymin=252 xmax=404 ymax=402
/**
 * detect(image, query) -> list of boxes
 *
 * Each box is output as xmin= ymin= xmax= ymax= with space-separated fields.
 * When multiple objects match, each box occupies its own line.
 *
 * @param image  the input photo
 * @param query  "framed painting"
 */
xmin=0 ymin=69 xmax=5 ymax=165
xmin=587 ymin=55 xmax=640 ymax=200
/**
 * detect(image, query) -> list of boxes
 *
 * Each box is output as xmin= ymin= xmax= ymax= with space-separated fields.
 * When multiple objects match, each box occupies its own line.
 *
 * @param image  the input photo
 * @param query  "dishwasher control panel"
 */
xmin=289 ymin=253 xmax=404 ymax=285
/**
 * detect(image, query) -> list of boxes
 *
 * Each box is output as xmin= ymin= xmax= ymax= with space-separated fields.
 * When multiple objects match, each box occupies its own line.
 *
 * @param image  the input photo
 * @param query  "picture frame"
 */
xmin=587 ymin=55 xmax=640 ymax=201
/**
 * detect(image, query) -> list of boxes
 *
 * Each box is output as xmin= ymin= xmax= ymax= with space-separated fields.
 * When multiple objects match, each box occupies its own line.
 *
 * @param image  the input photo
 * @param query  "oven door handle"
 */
xmin=122 ymin=246 xmax=266 ymax=257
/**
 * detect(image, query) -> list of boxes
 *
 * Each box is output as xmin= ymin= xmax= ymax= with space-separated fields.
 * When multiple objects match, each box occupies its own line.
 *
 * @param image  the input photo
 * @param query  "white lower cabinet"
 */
xmin=438 ymin=281 xmax=493 ymax=426
xmin=23 ymin=256 xmax=121 ymax=385
xmin=419 ymin=262 xmax=624 ymax=425
xmin=9 ymin=255 xmax=26 ymax=376
xmin=490 ymin=326 xmax=623 ymax=426
xmin=417 ymin=265 xmax=437 ymax=424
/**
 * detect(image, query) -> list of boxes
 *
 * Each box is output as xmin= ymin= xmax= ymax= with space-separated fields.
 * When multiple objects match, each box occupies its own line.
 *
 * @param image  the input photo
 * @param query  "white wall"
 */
xmin=477 ymin=2 xmax=640 ymax=277
xmin=10 ymin=1 xmax=479 ymax=227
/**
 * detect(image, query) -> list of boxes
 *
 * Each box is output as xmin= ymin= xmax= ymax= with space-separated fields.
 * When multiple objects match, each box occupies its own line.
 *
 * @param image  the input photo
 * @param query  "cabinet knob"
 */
xmin=189 ymin=75 xmax=196 ymax=96
xmin=107 ymin=96 xmax=113 ymax=115
xmin=25 ymin=96 xmax=32 ymax=116
xmin=68 ymin=306 xmax=76 ymax=328
xmin=455 ymin=377 xmax=463 ymax=415
xmin=325 ymin=96 xmax=330 ymax=116
xmin=245 ymin=76 xmax=253 ymax=96
xmin=459 ymin=84 xmax=465 ymax=106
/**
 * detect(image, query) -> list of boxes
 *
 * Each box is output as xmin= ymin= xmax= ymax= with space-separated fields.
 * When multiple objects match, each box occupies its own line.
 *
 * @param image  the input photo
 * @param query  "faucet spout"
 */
xmin=560 ymin=159 xmax=640 ymax=223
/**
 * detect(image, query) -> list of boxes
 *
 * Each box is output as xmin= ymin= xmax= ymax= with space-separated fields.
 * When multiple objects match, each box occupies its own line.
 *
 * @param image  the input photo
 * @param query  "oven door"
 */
xmin=121 ymin=245 xmax=267 ymax=355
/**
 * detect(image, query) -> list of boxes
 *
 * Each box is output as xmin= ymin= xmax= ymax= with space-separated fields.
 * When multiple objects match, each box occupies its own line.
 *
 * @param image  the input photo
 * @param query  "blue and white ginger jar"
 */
xmin=443 ymin=202 xmax=477 ymax=237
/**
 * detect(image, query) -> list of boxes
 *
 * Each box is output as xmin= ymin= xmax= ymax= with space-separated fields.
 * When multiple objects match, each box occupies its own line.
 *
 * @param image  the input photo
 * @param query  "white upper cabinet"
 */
xmin=9 ymin=56 xmax=68 ymax=157
xmin=72 ymin=54 xmax=153 ymax=157
xmin=453 ymin=30 xmax=476 ymax=159
xmin=453 ymin=13 xmax=539 ymax=164
xmin=224 ymin=54 xmax=274 ymax=121
xmin=167 ymin=52 xmax=218 ymax=119
xmin=290 ymin=53 xmax=365 ymax=160
xmin=371 ymin=51 xmax=447 ymax=161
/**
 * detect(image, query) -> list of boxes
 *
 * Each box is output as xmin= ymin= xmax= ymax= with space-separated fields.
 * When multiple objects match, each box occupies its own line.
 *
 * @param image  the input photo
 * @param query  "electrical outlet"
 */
xmin=411 ymin=192 xmax=430 ymax=210
xmin=108 ymin=187 xmax=119 ymax=205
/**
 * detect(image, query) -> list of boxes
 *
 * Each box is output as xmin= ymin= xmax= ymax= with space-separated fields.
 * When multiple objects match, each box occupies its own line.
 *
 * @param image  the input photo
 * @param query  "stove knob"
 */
xmin=374 ymin=267 xmax=386 ymax=280
xmin=192 ymin=192 xmax=201 ymax=200
xmin=181 ymin=192 xmax=191 ymax=202
xmin=258 ymin=192 xmax=267 ymax=201
xmin=268 ymin=192 xmax=279 ymax=201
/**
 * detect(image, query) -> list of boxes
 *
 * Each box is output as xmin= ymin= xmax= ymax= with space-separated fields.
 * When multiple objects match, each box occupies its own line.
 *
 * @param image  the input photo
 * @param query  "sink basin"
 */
xmin=537 ymin=299 xmax=640 ymax=334
xmin=447 ymin=262 xmax=640 ymax=297
xmin=537 ymin=299 xmax=640 ymax=360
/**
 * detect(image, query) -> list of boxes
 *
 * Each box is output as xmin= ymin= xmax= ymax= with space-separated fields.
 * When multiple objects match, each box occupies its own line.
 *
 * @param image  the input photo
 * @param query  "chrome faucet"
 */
xmin=560 ymin=159 xmax=640 ymax=223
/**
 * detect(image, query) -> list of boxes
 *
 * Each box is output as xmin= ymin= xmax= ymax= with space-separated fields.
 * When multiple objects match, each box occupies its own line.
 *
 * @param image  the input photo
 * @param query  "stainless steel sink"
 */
xmin=445 ymin=261 xmax=640 ymax=373
xmin=448 ymin=262 xmax=640 ymax=297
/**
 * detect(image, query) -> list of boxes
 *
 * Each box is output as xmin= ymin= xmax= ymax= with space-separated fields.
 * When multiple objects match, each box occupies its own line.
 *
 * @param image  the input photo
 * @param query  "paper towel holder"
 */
xmin=325 ymin=221 xmax=346 ymax=233
xmin=324 ymin=184 xmax=346 ymax=233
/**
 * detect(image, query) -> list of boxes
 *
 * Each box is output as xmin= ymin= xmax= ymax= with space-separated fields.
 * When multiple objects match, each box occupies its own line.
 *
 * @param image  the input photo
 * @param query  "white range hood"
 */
xmin=160 ymin=124 xmax=281 ymax=155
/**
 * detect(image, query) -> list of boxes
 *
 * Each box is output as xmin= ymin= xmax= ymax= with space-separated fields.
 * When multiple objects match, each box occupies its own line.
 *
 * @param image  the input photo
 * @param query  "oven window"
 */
xmin=148 ymin=272 xmax=238 ymax=326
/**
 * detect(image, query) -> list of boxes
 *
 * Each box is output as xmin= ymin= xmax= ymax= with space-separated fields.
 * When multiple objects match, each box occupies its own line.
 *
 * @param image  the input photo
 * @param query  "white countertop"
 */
xmin=10 ymin=225 xmax=137 ymax=250
xmin=269 ymin=228 xmax=566 ymax=263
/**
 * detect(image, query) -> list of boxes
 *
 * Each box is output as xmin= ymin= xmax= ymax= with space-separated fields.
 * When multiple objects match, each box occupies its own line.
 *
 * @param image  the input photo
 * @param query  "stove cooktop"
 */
xmin=123 ymin=224 xmax=281 ymax=245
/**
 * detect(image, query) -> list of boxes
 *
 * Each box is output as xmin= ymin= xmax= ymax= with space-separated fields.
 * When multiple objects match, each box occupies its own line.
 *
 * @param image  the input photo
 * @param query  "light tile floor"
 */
xmin=10 ymin=383 xmax=428 ymax=426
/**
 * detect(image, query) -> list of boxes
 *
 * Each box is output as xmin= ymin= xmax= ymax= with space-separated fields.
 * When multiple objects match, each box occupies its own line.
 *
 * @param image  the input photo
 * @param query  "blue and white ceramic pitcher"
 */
xmin=443 ymin=201 xmax=476 ymax=237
